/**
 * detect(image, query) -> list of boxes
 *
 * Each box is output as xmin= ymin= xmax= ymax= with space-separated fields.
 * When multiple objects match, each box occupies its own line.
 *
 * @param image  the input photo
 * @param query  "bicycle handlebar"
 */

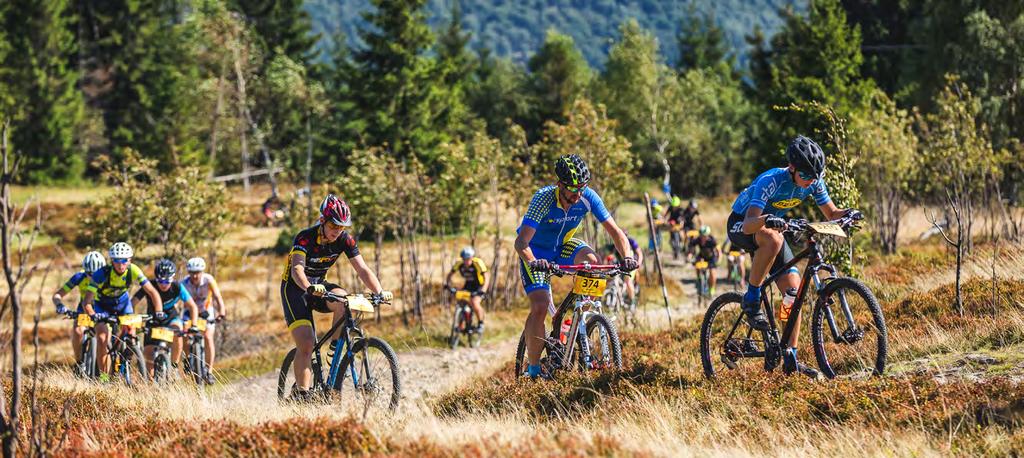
xmin=322 ymin=291 xmax=393 ymax=306
xmin=783 ymin=211 xmax=864 ymax=235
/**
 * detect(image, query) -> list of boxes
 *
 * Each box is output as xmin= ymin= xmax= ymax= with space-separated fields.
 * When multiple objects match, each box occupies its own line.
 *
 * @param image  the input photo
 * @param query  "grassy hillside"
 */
xmin=305 ymin=0 xmax=802 ymax=67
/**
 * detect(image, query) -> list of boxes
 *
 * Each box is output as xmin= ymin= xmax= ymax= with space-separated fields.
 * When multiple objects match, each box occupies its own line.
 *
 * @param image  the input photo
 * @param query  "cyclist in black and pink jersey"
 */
xmin=281 ymin=194 xmax=392 ymax=401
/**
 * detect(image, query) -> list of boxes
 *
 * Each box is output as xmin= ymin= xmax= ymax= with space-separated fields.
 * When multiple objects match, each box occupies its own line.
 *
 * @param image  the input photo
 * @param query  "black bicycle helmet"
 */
xmin=554 ymin=154 xmax=591 ymax=186
xmin=154 ymin=259 xmax=176 ymax=279
xmin=786 ymin=135 xmax=826 ymax=178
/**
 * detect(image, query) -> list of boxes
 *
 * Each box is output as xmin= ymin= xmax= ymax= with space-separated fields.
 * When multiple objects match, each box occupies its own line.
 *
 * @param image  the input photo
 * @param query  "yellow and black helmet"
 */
xmin=554 ymin=154 xmax=591 ymax=187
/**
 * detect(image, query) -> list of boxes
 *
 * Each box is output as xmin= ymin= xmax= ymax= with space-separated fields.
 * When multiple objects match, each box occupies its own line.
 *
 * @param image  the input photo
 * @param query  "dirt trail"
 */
xmin=222 ymin=258 xmax=705 ymax=410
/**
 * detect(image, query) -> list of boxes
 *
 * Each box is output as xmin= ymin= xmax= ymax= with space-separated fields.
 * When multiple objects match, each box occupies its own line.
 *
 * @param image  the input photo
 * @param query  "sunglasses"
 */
xmin=156 ymin=277 xmax=173 ymax=285
xmin=112 ymin=258 xmax=130 ymax=264
xmin=560 ymin=182 xmax=588 ymax=193
xmin=797 ymin=171 xmax=820 ymax=182
xmin=324 ymin=221 xmax=347 ymax=231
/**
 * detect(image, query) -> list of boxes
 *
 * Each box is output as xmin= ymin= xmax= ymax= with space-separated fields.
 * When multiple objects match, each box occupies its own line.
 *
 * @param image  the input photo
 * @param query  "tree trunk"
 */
xmin=208 ymin=68 xmax=226 ymax=178
xmin=1 ymin=121 xmax=23 ymax=458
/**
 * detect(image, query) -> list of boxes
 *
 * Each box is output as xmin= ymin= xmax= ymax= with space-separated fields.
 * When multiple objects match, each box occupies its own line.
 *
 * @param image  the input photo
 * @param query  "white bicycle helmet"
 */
xmin=186 ymin=257 xmax=206 ymax=273
xmin=109 ymin=242 xmax=134 ymax=259
xmin=82 ymin=251 xmax=106 ymax=273
xmin=460 ymin=246 xmax=475 ymax=259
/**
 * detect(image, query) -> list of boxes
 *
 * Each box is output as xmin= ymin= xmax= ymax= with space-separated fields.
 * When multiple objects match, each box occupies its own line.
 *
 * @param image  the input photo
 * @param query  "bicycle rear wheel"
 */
xmin=811 ymin=278 xmax=887 ymax=379
xmin=699 ymin=292 xmax=768 ymax=379
xmin=337 ymin=337 xmax=401 ymax=413
xmin=580 ymin=314 xmax=622 ymax=370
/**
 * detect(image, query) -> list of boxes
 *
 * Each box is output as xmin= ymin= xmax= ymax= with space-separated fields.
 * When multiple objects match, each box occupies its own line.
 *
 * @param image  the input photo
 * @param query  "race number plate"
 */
xmin=77 ymin=314 xmax=94 ymax=327
xmin=347 ymin=295 xmax=375 ymax=313
xmin=192 ymin=318 xmax=208 ymax=332
xmin=808 ymin=222 xmax=847 ymax=237
xmin=118 ymin=314 xmax=144 ymax=328
xmin=572 ymin=276 xmax=607 ymax=297
xmin=150 ymin=327 xmax=175 ymax=342
xmin=686 ymin=230 xmax=699 ymax=238
xmin=728 ymin=251 xmax=741 ymax=257
xmin=694 ymin=261 xmax=709 ymax=270
xmin=455 ymin=290 xmax=472 ymax=301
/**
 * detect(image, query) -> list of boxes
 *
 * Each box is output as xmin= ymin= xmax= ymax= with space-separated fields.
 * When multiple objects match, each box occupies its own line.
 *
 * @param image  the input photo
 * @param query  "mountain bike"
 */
xmin=94 ymin=314 xmax=149 ymax=386
xmin=669 ymin=223 xmax=684 ymax=260
xmin=144 ymin=317 xmax=177 ymax=384
xmin=448 ymin=289 xmax=482 ymax=349
xmin=603 ymin=270 xmax=641 ymax=327
xmin=694 ymin=259 xmax=710 ymax=306
xmin=181 ymin=316 xmax=220 ymax=386
xmin=726 ymin=249 xmax=745 ymax=290
xmin=514 ymin=264 xmax=624 ymax=378
xmin=65 ymin=311 xmax=99 ymax=379
xmin=700 ymin=212 xmax=887 ymax=380
xmin=278 ymin=292 xmax=401 ymax=413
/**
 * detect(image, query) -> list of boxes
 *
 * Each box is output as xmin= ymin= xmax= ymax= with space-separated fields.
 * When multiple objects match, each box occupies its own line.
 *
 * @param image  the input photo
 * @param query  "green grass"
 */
xmin=10 ymin=184 xmax=113 ymax=205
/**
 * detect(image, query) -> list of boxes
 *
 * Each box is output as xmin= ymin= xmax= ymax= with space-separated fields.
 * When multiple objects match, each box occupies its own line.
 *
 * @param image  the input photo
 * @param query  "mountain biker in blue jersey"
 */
xmin=132 ymin=259 xmax=200 ymax=374
xmin=727 ymin=136 xmax=857 ymax=377
xmin=52 ymin=251 xmax=106 ymax=365
xmin=515 ymin=154 xmax=638 ymax=379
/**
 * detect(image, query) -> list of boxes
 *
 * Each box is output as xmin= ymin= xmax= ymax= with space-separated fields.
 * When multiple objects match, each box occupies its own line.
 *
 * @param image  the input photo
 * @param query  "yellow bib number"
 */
xmin=455 ymin=290 xmax=472 ymax=301
xmin=573 ymin=276 xmax=607 ymax=297
xmin=192 ymin=318 xmax=208 ymax=332
xmin=729 ymin=251 xmax=741 ymax=257
xmin=686 ymin=230 xmax=699 ymax=238
xmin=808 ymin=222 xmax=847 ymax=237
xmin=118 ymin=314 xmax=144 ymax=329
xmin=77 ymin=314 xmax=94 ymax=328
xmin=694 ymin=261 xmax=709 ymax=270
xmin=150 ymin=327 xmax=175 ymax=342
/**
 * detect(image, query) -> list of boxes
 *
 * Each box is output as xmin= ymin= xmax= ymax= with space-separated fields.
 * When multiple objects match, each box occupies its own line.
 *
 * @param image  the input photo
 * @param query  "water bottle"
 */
xmin=779 ymin=288 xmax=797 ymax=324
xmin=559 ymin=318 xmax=572 ymax=345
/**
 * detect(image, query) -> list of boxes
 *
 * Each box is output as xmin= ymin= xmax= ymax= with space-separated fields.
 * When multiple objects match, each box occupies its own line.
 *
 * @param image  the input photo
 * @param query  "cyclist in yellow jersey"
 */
xmin=81 ymin=242 xmax=163 ymax=376
xmin=444 ymin=247 xmax=490 ymax=331
xmin=52 ymin=251 xmax=106 ymax=364
xmin=182 ymin=256 xmax=227 ymax=384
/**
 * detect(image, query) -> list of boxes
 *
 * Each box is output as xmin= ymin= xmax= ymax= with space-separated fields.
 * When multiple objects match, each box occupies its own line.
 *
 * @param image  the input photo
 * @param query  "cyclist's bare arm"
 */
xmin=209 ymin=278 xmax=226 ymax=318
xmin=141 ymin=282 xmax=162 ymax=312
xmin=818 ymin=201 xmax=848 ymax=220
xmin=481 ymin=270 xmax=490 ymax=291
xmin=742 ymin=207 xmax=772 ymax=234
xmin=52 ymin=286 xmax=68 ymax=308
xmin=82 ymin=290 xmax=96 ymax=316
xmin=601 ymin=218 xmax=634 ymax=260
xmin=349 ymin=254 xmax=384 ymax=294
xmin=184 ymin=297 xmax=199 ymax=324
xmin=514 ymin=226 xmax=538 ymax=263
xmin=290 ymin=253 xmax=313 ymax=291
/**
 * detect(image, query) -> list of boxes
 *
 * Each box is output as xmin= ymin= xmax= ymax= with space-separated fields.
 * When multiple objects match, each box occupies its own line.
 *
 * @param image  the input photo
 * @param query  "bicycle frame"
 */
xmin=728 ymin=233 xmax=855 ymax=357
xmin=311 ymin=308 xmax=365 ymax=392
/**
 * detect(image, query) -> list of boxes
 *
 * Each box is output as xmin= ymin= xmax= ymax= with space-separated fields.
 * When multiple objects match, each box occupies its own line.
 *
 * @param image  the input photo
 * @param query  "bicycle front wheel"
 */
xmin=811 ymin=278 xmax=887 ymax=379
xmin=700 ymin=292 xmax=767 ymax=379
xmin=121 ymin=344 xmax=148 ymax=386
xmin=337 ymin=337 xmax=401 ymax=413
xmin=580 ymin=314 xmax=622 ymax=371
xmin=449 ymin=308 xmax=463 ymax=349
xmin=153 ymin=350 xmax=170 ymax=384
xmin=78 ymin=334 xmax=97 ymax=379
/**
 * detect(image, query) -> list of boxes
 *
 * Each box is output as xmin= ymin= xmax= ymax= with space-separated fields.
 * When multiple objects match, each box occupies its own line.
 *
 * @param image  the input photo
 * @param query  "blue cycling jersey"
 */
xmin=731 ymin=168 xmax=831 ymax=217
xmin=518 ymin=185 xmax=611 ymax=255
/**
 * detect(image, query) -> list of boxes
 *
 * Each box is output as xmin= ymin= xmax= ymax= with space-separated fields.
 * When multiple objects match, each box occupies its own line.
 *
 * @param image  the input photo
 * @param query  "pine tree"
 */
xmin=82 ymin=0 xmax=201 ymax=167
xmin=676 ymin=5 xmax=732 ymax=72
xmin=229 ymin=0 xmax=319 ymax=64
xmin=1 ymin=0 xmax=85 ymax=183
xmin=525 ymin=30 xmax=592 ymax=142
xmin=345 ymin=0 xmax=452 ymax=162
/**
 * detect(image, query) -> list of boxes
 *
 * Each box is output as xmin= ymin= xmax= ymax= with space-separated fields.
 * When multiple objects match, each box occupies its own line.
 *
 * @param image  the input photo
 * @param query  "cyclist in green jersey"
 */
xmin=81 ymin=242 xmax=163 ymax=376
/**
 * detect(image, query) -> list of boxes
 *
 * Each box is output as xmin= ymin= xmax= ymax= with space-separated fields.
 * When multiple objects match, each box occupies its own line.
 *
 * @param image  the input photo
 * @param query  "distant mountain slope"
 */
xmin=305 ymin=0 xmax=802 ymax=67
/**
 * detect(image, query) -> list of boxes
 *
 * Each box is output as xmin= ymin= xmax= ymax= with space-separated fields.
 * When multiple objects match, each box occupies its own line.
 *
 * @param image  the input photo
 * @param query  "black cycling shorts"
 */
xmin=726 ymin=212 xmax=795 ymax=276
xmin=281 ymin=280 xmax=342 ymax=331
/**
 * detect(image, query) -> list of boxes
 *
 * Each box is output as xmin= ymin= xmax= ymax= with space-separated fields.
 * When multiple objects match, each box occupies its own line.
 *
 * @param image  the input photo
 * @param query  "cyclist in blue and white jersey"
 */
xmin=514 ymin=154 xmax=638 ymax=379
xmin=52 ymin=251 xmax=106 ymax=365
xmin=727 ymin=136 xmax=857 ymax=377
xmin=132 ymin=259 xmax=199 ymax=374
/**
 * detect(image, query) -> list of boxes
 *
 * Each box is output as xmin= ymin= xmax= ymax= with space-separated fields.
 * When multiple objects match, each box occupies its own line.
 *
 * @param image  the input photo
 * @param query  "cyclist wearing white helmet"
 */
xmin=181 ymin=256 xmax=226 ymax=384
xmin=81 ymin=242 xmax=162 ymax=377
xmin=52 ymin=251 xmax=107 ymax=364
xmin=444 ymin=246 xmax=490 ymax=331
